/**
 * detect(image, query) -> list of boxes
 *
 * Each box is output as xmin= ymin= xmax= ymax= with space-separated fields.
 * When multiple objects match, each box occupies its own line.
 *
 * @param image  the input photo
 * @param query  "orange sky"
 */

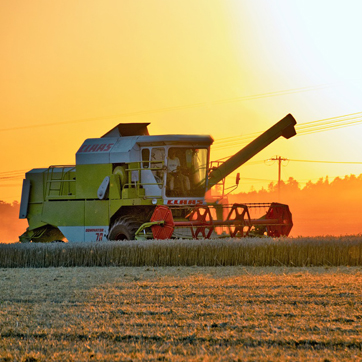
xmin=1 ymin=0 xmax=362 ymax=202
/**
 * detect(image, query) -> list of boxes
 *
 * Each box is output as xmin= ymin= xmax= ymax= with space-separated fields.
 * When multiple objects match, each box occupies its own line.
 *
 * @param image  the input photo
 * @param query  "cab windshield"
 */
xmin=166 ymin=147 xmax=208 ymax=197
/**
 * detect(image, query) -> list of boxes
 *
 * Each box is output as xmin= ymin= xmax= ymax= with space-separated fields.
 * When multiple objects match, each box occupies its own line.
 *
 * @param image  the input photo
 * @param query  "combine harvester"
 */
xmin=19 ymin=114 xmax=297 ymax=242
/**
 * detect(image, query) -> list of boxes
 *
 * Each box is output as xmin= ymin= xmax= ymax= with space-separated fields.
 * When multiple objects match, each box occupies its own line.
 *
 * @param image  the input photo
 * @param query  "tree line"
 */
xmin=229 ymin=174 xmax=362 ymax=236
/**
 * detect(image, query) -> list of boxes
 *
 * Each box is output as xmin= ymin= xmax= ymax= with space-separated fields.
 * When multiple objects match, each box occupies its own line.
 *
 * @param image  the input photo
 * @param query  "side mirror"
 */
xmin=236 ymin=173 xmax=240 ymax=185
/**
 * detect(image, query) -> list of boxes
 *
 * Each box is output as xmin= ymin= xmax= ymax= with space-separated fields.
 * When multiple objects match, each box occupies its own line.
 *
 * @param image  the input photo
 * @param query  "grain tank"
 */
xmin=19 ymin=114 xmax=297 ymax=242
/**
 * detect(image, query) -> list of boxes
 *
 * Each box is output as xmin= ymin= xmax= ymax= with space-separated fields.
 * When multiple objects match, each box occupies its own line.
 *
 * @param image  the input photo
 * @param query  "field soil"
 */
xmin=1 ymin=266 xmax=362 ymax=361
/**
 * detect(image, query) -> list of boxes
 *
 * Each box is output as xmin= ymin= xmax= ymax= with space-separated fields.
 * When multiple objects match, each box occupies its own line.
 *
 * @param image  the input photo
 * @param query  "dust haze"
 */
xmin=229 ymin=174 xmax=362 ymax=237
xmin=0 ymin=201 xmax=27 ymax=243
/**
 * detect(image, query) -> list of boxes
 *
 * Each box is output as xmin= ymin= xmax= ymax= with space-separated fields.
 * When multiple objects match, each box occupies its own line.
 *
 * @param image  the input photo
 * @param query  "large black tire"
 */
xmin=108 ymin=216 xmax=142 ymax=241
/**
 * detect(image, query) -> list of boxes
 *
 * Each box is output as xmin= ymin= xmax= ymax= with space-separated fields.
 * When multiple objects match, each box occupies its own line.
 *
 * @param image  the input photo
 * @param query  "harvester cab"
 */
xmin=19 ymin=114 xmax=297 ymax=242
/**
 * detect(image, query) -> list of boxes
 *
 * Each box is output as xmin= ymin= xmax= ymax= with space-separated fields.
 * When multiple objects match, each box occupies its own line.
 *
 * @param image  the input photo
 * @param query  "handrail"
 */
xmin=45 ymin=166 xmax=76 ymax=199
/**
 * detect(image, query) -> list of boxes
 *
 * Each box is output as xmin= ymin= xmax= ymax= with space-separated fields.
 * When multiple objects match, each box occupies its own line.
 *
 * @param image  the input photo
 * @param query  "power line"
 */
xmin=296 ymin=111 xmax=362 ymax=128
xmin=241 ymin=177 xmax=276 ymax=182
xmin=296 ymin=114 xmax=362 ymax=136
xmin=289 ymin=159 xmax=362 ymax=164
xmin=0 ymin=183 xmax=23 ymax=187
xmin=213 ymin=111 xmax=362 ymax=150
xmin=0 ymin=83 xmax=334 ymax=133
xmin=0 ymin=175 xmax=24 ymax=180
xmin=211 ymin=83 xmax=333 ymax=105
xmin=0 ymin=169 xmax=28 ymax=175
xmin=0 ymin=169 xmax=28 ymax=181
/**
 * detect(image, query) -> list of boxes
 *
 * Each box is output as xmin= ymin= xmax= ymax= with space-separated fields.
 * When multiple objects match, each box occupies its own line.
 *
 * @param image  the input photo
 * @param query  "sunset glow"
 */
xmin=1 ymin=1 xmax=362 ymax=238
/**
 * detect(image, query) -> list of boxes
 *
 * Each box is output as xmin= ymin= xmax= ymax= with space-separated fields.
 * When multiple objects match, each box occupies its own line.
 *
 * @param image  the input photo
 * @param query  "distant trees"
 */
xmin=229 ymin=174 xmax=362 ymax=236
xmin=230 ymin=174 xmax=362 ymax=202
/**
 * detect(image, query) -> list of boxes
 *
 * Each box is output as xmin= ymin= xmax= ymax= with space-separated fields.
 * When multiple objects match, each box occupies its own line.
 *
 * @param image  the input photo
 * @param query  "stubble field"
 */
xmin=1 ymin=266 xmax=362 ymax=361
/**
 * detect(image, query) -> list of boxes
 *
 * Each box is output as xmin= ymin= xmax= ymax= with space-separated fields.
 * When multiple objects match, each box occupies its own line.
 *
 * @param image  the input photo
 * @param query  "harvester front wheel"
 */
xmin=108 ymin=216 xmax=141 ymax=241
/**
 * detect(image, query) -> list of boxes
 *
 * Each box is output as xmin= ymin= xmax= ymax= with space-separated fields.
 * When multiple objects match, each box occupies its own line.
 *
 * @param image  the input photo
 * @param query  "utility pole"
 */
xmin=269 ymin=156 xmax=288 ymax=200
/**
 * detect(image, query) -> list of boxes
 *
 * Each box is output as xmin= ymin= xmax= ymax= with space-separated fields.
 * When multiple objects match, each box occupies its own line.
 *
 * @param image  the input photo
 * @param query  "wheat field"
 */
xmin=1 ymin=236 xmax=362 ymax=268
xmin=1 ymin=266 xmax=362 ymax=361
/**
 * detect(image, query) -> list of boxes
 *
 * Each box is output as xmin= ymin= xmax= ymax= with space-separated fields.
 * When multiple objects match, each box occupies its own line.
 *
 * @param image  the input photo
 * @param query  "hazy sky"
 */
xmin=2 ymin=0 xmax=362 ymax=201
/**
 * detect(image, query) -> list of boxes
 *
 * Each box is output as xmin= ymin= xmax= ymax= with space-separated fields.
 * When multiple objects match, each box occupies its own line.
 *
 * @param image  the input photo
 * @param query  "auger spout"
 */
xmin=207 ymin=114 xmax=297 ymax=190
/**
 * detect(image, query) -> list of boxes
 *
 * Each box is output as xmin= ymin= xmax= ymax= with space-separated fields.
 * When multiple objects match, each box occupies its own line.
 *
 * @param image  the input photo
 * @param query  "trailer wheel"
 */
xmin=108 ymin=216 xmax=141 ymax=240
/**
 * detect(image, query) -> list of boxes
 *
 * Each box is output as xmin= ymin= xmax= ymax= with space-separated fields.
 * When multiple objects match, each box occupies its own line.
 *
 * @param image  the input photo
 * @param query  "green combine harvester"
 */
xmin=19 ymin=114 xmax=297 ymax=242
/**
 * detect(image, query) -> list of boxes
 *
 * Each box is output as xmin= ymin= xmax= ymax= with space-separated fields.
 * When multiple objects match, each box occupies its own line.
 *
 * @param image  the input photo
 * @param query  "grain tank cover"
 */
xmin=102 ymin=123 xmax=150 ymax=138
xmin=77 ymin=121 xmax=213 ymax=165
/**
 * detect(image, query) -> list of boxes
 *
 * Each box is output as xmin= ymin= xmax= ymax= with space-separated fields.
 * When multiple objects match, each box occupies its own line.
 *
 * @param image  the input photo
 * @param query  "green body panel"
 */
xmin=25 ymin=163 xmax=155 ymax=231
xmin=85 ymin=200 xmax=109 ymax=226
xmin=109 ymin=200 xmax=123 ymax=218
xmin=27 ymin=203 xmax=47 ymax=231
xmin=109 ymin=174 xmax=121 ymax=199
xmin=27 ymin=172 xmax=46 ymax=203
xmin=108 ymin=197 xmax=157 ymax=219
xmin=42 ymin=201 xmax=85 ymax=226
xmin=76 ymin=164 xmax=112 ymax=199
xmin=122 ymin=188 xmax=145 ymax=199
